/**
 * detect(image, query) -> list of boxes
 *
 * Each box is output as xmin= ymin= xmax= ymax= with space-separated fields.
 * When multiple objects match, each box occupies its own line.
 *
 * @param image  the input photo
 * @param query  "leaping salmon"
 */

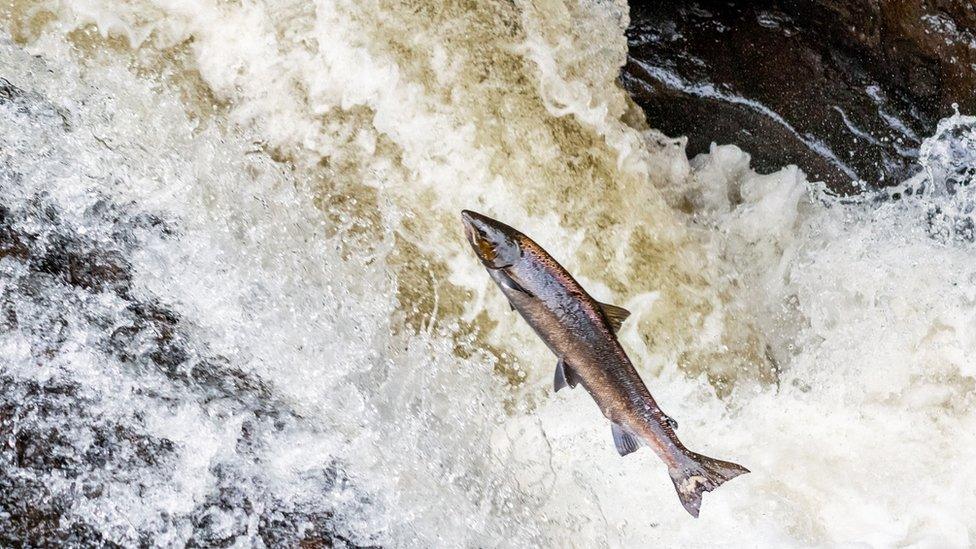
xmin=461 ymin=209 xmax=748 ymax=518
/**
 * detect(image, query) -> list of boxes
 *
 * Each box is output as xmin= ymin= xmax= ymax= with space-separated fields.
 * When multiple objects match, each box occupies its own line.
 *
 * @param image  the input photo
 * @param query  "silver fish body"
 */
xmin=462 ymin=209 xmax=748 ymax=517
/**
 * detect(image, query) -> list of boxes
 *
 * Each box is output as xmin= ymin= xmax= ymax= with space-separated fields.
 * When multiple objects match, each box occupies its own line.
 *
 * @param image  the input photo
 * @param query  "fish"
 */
xmin=460 ymin=209 xmax=749 ymax=518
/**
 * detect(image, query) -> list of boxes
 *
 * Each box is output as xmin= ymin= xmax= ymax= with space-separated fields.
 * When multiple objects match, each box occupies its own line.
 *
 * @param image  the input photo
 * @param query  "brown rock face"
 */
xmin=623 ymin=0 xmax=976 ymax=191
xmin=796 ymin=0 xmax=976 ymax=113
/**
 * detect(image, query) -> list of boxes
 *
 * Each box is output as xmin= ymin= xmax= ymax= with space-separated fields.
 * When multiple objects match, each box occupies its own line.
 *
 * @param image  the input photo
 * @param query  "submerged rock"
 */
xmin=0 ymin=51 xmax=377 ymax=548
xmin=623 ymin=0 xmax=976 ymax=191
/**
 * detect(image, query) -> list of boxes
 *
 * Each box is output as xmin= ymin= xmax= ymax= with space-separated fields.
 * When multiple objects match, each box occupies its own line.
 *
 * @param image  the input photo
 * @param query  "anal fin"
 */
xmin=611 ymin=423 xmax=642 ymax=456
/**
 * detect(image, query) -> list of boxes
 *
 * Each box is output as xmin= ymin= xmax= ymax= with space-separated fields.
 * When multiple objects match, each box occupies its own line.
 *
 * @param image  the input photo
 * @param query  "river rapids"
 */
xmin=2 ymin=1 xmax=976 ymax=547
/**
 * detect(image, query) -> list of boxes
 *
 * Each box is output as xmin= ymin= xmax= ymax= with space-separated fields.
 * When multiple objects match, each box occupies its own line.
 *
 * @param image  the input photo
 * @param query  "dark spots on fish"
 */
xmin=465 ymin=211 xmax=750 ymax=517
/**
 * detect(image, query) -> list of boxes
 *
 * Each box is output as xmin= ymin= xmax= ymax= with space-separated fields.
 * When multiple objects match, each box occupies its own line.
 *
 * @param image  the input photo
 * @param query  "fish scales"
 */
xmin=461 ymin=209 xmax=749 ymax=517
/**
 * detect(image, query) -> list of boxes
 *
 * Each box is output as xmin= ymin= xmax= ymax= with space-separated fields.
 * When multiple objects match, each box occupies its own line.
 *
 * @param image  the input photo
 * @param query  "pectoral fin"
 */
xmin=497 ymin=269 xmax=533 ymax=297
xmin=611 ymin=423 xmax=642 ymax=456
xmin=599 ymin=302 xmax=631 ymax=333
xmin=553 ymin=358 xmax=581 ymax=392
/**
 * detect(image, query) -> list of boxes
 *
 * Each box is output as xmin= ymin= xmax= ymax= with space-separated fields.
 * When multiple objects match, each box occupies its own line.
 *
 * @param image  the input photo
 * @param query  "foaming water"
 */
xmin=9 ymin=0 xmax=770 ymax=387
xmin=2 ymin=1 xmax=976 ymax=547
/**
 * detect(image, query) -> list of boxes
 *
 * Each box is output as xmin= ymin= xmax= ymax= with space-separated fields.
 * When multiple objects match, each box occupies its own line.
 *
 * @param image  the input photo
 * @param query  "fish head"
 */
xmin=461 ymin=210 xmax=522 ymax=269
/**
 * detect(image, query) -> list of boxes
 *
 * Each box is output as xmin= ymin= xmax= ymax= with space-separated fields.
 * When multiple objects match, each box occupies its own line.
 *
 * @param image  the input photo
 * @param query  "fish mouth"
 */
xmin=461 ymin=210 xmax=480 ymax=247
xmin=461 ymin=209 xmax=499 ymax=265
xmin=461 ymin=210 xmax=491 ymax=249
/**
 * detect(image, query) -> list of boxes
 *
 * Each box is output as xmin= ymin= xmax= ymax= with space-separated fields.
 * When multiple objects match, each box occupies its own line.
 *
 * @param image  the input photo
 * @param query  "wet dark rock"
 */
xmin=0 ymin=376 xmax=176 ymax=476
xmin=784 ymin=1 xmax=976 ymax=116
xmin=187 ymin=469 xmax=254 ymax=548
xmin=0 ymin=68 xmax=374 ymax=546
xmin=0 ymin=474 xmax=121 ymax=548
xmin=0 ymin=76 xmax=70 ymax=130
xmin=624 ymin=1 xmax=976 ymax=191
xmin=258 ymin=506 xmax=381 ymax=549
xmin=0 ymin=376 xmax=166 ymax=547
xmin=34 ymin=234 xmax=133 ymax=293
xmin=0 ymin=76 xmax=22 ymax=102
xmin=106 ymin=300 xmax=281 ymax=415
xmin=0 ymin=205 xmax=31 ymax=261
xmin=0 ymin=189 xmax=353 ymax=543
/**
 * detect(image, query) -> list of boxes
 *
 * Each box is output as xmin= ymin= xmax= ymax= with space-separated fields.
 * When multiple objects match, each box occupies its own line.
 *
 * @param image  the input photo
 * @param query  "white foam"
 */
xmin=4 ymin=1 xmax=976 ymax=546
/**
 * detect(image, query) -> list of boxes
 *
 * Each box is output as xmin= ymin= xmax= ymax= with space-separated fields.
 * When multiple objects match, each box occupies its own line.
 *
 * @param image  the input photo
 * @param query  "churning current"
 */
xmin=2 ymin=1 xmax=976 ymax=546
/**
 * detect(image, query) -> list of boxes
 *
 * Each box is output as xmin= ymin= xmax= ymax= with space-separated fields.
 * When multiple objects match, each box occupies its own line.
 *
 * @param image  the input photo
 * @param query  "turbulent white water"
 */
xmin=3 ymin=1 xmax=976 ymax=547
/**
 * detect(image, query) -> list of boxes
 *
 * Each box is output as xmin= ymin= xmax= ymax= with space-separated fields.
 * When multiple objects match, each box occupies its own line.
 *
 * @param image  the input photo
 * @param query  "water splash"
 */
xmin=913 ymin=110 xmax=976 ymax=243
xmin=3 ymin=1 xmax=976 ymax=547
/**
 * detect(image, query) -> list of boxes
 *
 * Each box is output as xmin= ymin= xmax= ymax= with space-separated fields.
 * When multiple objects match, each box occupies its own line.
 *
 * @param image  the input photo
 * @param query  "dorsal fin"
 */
xmin=599 ymin=302 xmax=631 ymax=333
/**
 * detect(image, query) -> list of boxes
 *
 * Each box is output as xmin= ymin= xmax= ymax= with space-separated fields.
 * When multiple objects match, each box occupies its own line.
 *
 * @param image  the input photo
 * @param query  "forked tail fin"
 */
xmin=669 ymin=452 xmax=749 ymax=518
